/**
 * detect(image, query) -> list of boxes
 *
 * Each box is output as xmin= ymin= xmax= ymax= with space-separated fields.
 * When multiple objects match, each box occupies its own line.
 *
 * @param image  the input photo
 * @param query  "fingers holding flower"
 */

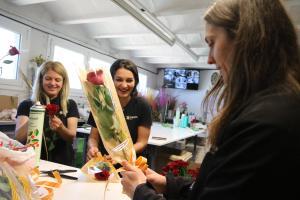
xmin=121 ymin=161 xmax=147 ymax=198
xmin=49 ymin=115 xmax=63 ymax=130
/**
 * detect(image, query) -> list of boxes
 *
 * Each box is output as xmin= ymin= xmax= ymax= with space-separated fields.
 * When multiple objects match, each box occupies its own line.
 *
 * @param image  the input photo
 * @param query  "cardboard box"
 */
xmin=0 ymin=95 xmax=18 ymax=111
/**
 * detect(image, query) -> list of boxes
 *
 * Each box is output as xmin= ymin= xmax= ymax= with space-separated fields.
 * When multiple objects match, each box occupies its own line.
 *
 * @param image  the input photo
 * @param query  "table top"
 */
xmin=39 ymin=160 xmax=130 ymax=200
xmin=77 ymin=122 xmax=207 ymax=147
xmin=148 ymin=122 xmax=206 ymax=146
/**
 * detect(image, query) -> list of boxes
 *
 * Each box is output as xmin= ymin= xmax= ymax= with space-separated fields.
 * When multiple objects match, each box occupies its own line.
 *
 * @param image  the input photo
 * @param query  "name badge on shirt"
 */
xmin=126 ymin=115 xmax=138 ymax=120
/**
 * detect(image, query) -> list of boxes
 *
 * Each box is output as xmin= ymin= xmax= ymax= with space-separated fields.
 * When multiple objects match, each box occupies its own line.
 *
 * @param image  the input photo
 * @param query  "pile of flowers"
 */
xmin=161 ymin=160 xmax=199 ymax=180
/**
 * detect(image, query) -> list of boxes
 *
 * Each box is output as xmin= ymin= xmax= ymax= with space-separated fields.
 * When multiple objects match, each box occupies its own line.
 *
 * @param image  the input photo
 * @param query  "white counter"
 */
xmin=39 ymin=160 xmax=129 ymax=200
xmin=148 ymin=122 xmax=206 ymax=146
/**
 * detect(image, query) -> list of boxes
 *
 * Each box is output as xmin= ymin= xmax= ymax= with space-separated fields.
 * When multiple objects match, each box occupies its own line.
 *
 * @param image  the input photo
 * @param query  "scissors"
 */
xmin=40 ymin=169 xmax=78 ymax=180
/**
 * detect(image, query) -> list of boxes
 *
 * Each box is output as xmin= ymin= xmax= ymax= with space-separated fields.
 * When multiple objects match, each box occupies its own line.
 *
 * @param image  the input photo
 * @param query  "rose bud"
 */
xmin=94 ymin=170 xmax=110 ymax=181
xmin=8 ymin=46 xmax=19 ymax=56
xmin=87 ymin=70 xmax=104 ymax=85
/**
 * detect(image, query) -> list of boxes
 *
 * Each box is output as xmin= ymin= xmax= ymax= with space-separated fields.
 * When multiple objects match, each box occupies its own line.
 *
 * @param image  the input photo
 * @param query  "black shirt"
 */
xmin=87 ymin=96 xmax=152 ymax=156
xmin=16 ymin=97 xmax=79 ymax=166
xmin=133 ymin=91 xmax=300 ymax=200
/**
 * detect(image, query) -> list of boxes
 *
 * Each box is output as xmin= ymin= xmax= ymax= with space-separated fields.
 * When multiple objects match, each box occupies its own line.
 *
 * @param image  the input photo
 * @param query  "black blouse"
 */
xmin=17 ymin=97 xmax=79 ymax=166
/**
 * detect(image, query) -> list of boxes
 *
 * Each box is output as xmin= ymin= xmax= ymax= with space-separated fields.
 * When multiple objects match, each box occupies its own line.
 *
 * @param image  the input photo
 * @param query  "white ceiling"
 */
xmin=7 ymin=0 xmax=300 ymax=70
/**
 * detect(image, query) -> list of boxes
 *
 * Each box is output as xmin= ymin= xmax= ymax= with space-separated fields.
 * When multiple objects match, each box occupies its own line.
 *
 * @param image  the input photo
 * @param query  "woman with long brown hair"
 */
xmin=120 ymin=0 xmax=300 ymax=199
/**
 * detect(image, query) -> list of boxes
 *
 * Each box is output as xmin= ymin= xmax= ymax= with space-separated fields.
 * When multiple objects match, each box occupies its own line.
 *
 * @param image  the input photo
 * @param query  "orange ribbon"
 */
xmin=30 ymin=167 xmax=62 ymax=200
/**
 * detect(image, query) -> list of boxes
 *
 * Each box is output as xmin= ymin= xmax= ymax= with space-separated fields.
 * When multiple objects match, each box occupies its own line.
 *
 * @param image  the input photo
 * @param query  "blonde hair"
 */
xmin=203 ymin=0 xmax=300 ymax=149
xmin=31 ymin=61 xmax=70 ymax=115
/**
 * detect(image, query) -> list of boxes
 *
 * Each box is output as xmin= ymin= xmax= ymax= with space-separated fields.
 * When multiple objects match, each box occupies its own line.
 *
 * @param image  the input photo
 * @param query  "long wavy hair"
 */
xmin=110 ymin=59 xmax=140 ymax=97
xmin=31 ymin=61 xmax=70 ymax=115
xmin=203 ymin=0 xmax=300 ymax=149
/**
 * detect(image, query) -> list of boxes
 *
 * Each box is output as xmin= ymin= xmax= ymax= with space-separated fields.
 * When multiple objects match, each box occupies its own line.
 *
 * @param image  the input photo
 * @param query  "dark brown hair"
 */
xmin=110 ymin=59 xmax=140 ymax=97
xmin=203 ymin=0 xmax=300 ymax=148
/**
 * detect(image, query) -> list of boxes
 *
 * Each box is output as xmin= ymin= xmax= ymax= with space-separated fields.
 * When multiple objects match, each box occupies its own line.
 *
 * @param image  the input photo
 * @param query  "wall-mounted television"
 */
xmin=163 ymin=68 xmax=200 ymax=90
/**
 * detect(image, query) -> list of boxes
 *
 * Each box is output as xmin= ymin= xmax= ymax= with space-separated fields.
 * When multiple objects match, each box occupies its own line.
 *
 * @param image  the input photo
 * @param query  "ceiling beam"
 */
xmin=114 ymin=44 xmax=168 ymax=50
xmin=94 ymin=32 xmax=152 ymax=39
xmin=10 ymin=0 xmax=56 ymax=6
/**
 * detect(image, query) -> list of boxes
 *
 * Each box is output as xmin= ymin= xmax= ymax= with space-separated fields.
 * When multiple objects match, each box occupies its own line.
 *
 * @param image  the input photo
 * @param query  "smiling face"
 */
xmin=42 ymin=69 xmax=64 ymax=99
xmin=205 ymin=23 xmax=234 ymax=83
xmin=113 ymin=68 xmax=136 ymax=100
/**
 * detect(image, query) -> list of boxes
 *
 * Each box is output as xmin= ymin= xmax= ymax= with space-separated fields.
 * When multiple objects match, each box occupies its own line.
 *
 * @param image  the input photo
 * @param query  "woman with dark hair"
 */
xmin=15 ymin=61 xmax=79 ymax=166
xmin=120 ymin=0 xmax=300 ymax=199
xmin=86 ymin=59 xmax=152 ymax=161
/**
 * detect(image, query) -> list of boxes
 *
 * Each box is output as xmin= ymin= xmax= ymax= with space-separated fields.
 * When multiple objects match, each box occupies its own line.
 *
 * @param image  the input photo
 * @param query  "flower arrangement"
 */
xmin=79 ymin=67 xmax=136 ymax=164
xmin=161 ymin=160 xmax=199 ymax=180
xmin=179 ymin=102 xmax=188 ymax=114
xmin=167 ymin=96 xmax=178 ymax=111
xmin=30 ymin=54 xmax=46 ymax=67
xmin=138 ymin=88 xmax=160 ymax=121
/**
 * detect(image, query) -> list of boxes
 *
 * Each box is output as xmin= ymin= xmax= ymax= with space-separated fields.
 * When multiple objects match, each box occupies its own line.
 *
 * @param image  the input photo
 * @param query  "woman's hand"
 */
xmin=104 ymin=154 xmax=117 ymax=165
xmin=121 ymin=161 xmax=147 ymax=199
xmin=145 ymin=168 xmax=167 ymax=194
xmin=49 ymin=115 xmax=63 ymax=130
xmin=87 ymin=146 xmax=99 ymax=161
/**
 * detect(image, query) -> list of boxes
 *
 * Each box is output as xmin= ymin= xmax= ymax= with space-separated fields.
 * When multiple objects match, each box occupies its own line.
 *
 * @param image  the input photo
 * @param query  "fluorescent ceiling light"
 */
xmin=111 ymin=0 xmax=176 ymax=46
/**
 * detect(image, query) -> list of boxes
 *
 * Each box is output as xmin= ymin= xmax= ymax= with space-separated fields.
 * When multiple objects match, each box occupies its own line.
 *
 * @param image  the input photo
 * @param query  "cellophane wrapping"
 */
xmin=78 ymin=67 xmax=136 ymax=164
xmin=0 ymin=131 xmax=39 ymax=200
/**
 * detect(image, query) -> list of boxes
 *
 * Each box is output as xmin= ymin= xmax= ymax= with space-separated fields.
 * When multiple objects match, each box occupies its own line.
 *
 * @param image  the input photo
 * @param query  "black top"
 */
xmin=17 ymin=97 xmax=79 ymax=166
xmin=133 ymin=90 xmax=300 ymax=200
xmin=87 ymin=96 xmax=152 ymax=157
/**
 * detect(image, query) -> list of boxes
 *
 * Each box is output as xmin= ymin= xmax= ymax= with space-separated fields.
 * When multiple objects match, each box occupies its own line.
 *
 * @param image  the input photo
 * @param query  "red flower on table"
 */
xmin=94 ymin=170 xmax=110 ymax=181
xmin=46 ymin=104 xmax=60 ymax=116
xmin=87 ymin=70 xmax=104 ymax=85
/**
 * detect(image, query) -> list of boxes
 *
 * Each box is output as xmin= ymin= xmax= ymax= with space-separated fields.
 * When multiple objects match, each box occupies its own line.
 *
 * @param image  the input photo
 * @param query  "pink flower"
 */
xmin=8 ymin=46 xmax=19 ymax=56
xmin=87 ymin=70 xmax=104 ymax=85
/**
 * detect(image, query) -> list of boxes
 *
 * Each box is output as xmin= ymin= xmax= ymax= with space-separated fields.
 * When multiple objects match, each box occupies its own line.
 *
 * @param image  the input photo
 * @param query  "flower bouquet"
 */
xmin=78 ymin=67 xmax=136 ymax=164
xmin=161 ymin=160 xmax=199 ymax=180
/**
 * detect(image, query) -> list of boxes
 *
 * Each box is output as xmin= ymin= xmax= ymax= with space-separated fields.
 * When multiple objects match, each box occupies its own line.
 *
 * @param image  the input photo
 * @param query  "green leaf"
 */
xmin=3 ymin=60 xmax=13 ymax=64
xmin=31 ymin=139 xmax=39 ymax=142
xmin=0 ymin=181 xmax=11 ymax=193
xmin=34 ymin=129 xmax=39 ymax=136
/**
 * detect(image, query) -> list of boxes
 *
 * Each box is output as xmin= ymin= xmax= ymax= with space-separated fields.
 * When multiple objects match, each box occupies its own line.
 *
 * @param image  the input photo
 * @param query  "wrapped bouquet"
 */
xmin=79 ymin=67 xmax=136 ymax=164
xmin=0 ymin=132 xmax=62 ymax=200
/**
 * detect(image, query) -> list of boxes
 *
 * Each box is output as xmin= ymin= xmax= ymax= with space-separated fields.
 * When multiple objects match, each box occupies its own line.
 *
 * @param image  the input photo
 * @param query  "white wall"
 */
xmin=157 ymin=69 xmax=218 ymax=119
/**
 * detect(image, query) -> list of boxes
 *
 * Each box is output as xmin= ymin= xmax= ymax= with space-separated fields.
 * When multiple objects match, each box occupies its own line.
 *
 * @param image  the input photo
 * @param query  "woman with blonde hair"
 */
xmin=15 ymin=61 xmax=79 ymax=166
xmin=121 ymin=0 xmax=300 ymax=199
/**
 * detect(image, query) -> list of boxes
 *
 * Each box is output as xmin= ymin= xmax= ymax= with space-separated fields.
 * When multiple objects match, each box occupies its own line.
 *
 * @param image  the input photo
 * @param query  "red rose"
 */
xmin=172 ymin=168 xmax=180 ymax=176
xmin=87 ymin=70 xmax=104 ymax=85
xmin=8 ymin=46 xmax=19 ymax=56
xmin=46 ymin=104 xmax=60 ymax=116
xmin=94 ymin=170 xmax=110 ymax=181
xmin=175 ymin=160 xmax=188 ymax=167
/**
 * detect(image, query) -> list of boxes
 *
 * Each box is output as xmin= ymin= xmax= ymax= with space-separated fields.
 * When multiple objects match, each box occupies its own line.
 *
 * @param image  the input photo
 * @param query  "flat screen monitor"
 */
xmin=163 ymin=68 xmax=200 ymax=90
